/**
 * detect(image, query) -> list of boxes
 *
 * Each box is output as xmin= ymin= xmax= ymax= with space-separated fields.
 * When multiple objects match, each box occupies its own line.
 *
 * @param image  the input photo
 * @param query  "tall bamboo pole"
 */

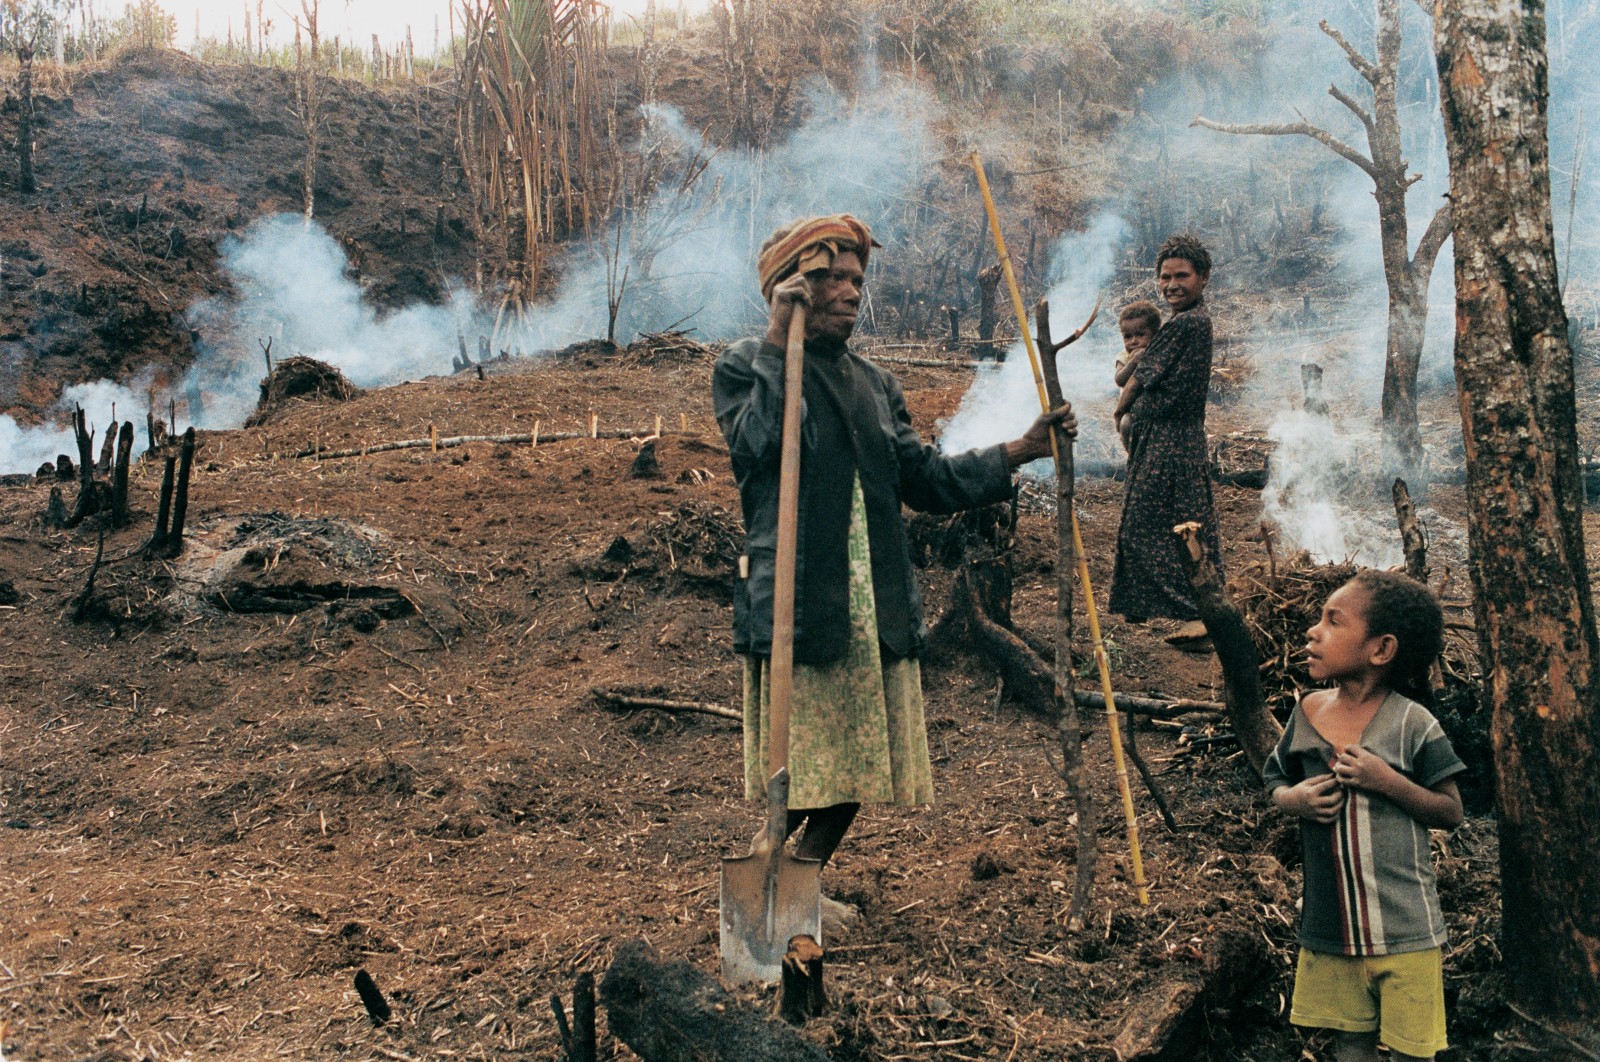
xmin=971 ymin=152 xmax=1148 ymax=908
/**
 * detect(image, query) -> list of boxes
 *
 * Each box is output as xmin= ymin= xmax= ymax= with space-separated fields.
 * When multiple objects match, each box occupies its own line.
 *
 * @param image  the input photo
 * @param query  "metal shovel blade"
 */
xmin=719 ymin=768 xmax=821 ymax=985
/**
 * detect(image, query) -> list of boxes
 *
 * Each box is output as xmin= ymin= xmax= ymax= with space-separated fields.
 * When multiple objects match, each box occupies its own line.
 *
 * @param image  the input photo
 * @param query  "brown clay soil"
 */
xmin=0 ymin=349 xmax=1534 ymax=1061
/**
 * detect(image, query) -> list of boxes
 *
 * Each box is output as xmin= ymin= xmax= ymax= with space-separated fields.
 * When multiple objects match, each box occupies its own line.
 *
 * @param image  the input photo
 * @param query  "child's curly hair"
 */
xmin=1155 ymin=234 xmax=1212 ymax=278
xmin=1118 ymin=300 xmax=1162 ymax=335
xmin=1346 ymin=569 xmax=1444 ymax=705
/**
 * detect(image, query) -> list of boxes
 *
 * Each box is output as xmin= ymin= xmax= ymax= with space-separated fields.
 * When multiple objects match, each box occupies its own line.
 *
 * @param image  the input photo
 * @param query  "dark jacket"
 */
xmin=713 ymin=336 xmax=1014 ymax=664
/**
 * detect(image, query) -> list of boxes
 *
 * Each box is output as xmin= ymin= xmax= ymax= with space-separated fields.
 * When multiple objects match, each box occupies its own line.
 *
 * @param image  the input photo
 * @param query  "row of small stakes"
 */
xmin=287 ymin=413 xmax=695 ymax=461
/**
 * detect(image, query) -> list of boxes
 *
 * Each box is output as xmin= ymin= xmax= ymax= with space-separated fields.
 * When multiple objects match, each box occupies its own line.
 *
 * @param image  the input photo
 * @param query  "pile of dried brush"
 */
xmin=1229 ymin=550 xmax=1480 ymax=717
xmin=621 ymin=330 xmax=717 ymax=368
xmin=245 ymin=356 xmax=360 ymax=426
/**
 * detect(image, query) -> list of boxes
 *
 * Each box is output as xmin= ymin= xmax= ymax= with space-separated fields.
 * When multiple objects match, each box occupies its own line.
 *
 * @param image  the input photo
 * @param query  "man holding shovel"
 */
xmin=713 ymin=215 xmax=1074 ymax=939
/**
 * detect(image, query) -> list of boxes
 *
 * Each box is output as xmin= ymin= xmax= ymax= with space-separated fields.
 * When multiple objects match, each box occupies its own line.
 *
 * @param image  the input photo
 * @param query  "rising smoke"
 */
xmin=0 ymin=63 xmax=938 ymax=475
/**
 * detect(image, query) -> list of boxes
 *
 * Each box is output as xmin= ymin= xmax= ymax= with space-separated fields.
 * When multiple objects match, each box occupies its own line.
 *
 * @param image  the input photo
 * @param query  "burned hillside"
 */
xmin=3 ymin=0 xmax=1600 ymax=1059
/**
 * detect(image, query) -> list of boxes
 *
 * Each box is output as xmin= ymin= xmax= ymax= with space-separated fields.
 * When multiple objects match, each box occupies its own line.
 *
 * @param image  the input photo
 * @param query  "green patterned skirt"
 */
xmin=742 ymin=477 xmax=934 ymax=809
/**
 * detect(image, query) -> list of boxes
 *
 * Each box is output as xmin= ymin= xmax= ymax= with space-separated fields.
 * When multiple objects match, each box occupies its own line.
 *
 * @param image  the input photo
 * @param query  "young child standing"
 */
xmin=1111 ymin=301 xmax=1161 ymax=452
xmin=1263 ymin=570 xmax=1466 ymax=1062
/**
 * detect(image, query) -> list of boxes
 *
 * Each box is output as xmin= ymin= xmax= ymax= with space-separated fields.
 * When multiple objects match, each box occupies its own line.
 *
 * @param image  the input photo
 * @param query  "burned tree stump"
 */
xmin=110 ymin=422 xmax=134 ymax=528
xmin=63 ymin=407 xmax=103 ymax=528
xmin=630 ymin=440 xmax=664 ymax=479
xmin=1301 ymin=363 xmax=1330 ymax=416
xmin=550 ymin=971 xmax=597 ymax=1062
xmin=600 ymin=940 xmax=828 ymax=1062
xmin=776 ymin=935 xmax=825 ymax=1025
xmin=162 ymin=428 xmax=197 ymax=559
xmin=95 ymin=420 xmax=116 ymax=474
xmin=1173 ymin=521 xmax=1281 ymax=776
xmin=976 ymin=264 xmax=1002 ymax=360
xmin=146 ymin=453 xmax=176 ymax=555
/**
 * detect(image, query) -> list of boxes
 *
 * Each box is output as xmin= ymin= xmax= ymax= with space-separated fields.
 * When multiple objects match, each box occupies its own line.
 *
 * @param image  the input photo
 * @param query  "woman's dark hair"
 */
xmin=1346 ymin=569 xmax=1444 ymax=705
xmin=1155 ymin=234 xmax=1212 ymax=278
xmin=1118 ymin=300 xmax=1162 ymax=334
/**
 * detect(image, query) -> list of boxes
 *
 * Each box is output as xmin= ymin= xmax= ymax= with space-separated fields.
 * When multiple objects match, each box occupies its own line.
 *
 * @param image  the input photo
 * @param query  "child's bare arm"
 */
xmin=1113 ymin=377 xmax=1143 ymax=420
xmin=1272 ymin=774 xmax=1346 ymax=825
xmin=1114 ymin=351 xmax=1142 ymax=387
xmin=1332 ymin=748 xmax=1464 ymax=829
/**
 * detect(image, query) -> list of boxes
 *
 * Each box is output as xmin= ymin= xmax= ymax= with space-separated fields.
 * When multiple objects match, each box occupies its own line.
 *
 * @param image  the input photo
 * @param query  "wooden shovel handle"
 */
xmin=768 ymin=307 xmax=806 ymax=775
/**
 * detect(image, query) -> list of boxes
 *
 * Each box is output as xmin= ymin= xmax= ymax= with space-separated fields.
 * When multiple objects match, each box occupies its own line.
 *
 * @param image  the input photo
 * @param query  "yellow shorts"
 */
xmin=1290 ymin=947 xmax=1448 ymax=1058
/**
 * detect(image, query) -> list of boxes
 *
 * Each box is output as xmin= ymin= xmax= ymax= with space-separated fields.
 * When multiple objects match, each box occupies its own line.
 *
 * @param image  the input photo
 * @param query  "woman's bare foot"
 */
xmin=821 ymin=896 xmax=860 ymax=938
xmin=1164 ymin=619 xmax=1208 ymax=643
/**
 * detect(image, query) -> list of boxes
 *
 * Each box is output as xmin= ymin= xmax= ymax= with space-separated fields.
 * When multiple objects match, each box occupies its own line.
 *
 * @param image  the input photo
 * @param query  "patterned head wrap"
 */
xmin=757 ymin=214 xmax=880 ymax=302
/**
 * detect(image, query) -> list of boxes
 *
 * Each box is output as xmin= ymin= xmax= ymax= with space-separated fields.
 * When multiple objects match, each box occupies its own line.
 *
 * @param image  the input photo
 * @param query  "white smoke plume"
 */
xmin=0 ymin=64 xmax=938 ymax=475
xmin=939 ymin=212 xmax=1132 ymax=472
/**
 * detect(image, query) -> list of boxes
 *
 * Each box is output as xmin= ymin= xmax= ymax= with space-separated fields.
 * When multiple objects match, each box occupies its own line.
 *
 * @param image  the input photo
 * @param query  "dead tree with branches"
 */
xmin=1194 ymin=0 xmax=1451 ymax=475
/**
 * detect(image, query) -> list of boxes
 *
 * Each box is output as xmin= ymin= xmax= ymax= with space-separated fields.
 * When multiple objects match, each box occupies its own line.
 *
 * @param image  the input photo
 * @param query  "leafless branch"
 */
xmin=1191 ymin=115 xmax=1377 ymax=180
xmin=1319 ymin=18 xmax=1378 ymax=85
xmin=1328 ymin=83 xmax=1377 ymax=140
xmin=1412 ymin=202 xmax=1453 ymax=274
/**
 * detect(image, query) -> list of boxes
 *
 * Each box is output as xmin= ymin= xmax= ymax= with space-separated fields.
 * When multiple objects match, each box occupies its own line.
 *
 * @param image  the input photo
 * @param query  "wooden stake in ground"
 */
xmin=1172 ymin=521 xmax=1281 ymax=775
xmin=973 ymin=148 xmax=1147 ymax=914
xmin=1392 ymin=478 xmax=1427 ymax=582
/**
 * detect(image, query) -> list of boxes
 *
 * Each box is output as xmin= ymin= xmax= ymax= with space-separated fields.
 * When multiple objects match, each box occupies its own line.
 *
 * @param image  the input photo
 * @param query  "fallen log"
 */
xmin=592 ymin=689 xmax=742 ymax=721
xmin=288 ymin=426 xmax=699 ymax=461
xmin=1071 ymin=690 xmax=1224 ymax=720
xmin=600 ymin=940 xmax=829 ymax=1062
xmin=1109 ymin=924 xmax=1273 ymax=1060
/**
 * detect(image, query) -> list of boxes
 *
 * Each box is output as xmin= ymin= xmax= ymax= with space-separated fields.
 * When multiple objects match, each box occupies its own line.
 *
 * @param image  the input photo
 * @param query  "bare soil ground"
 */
xmin=0 ymin=349 xmax=1527 ymax=1061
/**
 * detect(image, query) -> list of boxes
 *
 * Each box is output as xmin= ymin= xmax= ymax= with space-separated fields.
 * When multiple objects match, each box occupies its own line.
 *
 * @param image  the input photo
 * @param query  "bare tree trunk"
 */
xmin=298 ymin=2 xmax=322 ymax=222
xmin=1436 ymin=0 xmax=1600 ymax=1028
xmin=16 ymin=42 xmax=35 ymax=194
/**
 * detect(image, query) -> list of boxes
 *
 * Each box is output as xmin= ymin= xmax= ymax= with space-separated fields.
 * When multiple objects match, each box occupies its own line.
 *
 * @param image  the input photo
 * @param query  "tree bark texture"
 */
xmin=1436 ymin=0 xmax=1600 ymax=1027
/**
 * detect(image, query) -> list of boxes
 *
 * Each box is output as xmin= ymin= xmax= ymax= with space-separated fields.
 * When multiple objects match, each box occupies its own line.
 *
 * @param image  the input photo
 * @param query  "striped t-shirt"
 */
xmin=1263 ymin=692 xmax=1467 ymax=957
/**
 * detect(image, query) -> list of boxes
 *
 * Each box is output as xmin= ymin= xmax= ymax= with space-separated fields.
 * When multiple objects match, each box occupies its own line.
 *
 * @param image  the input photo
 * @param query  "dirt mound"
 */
xmin=169 ymin=510 xmax=459 ymax=631
xmin=244 ymin=357 xmax=361 ymax=427
xmin=620 ymin=330 xmax=719 ymax=368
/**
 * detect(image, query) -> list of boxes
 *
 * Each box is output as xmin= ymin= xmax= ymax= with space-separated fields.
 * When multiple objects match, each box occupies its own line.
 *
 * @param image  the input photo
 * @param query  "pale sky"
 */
xmin=177 ymin=0 xmax=703 ymax=52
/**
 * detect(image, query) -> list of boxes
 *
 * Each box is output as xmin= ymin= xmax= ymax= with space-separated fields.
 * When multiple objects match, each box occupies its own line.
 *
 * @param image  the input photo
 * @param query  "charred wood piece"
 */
xmin=550 ymin=971 xmax=597 ymax=1062
xmin=111 ymin=422 xmax=134 ymax=527
xmin=776 ymin=935 xmax=825 ymax=1025
xmin=1392 ymin=478 xmax=1428 ymax=582
xmin=68 ymin=525 xmax=106 ymax=623
xmin=353 ymin=969 xmax=391 ymax=1025
xmin=1173 ymin=521 xmax=1282 ymax=776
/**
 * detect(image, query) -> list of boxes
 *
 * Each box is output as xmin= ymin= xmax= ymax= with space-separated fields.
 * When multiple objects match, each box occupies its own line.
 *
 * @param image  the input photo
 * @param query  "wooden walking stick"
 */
xmin=972 ymin=152 xmax=1149 ymax=907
